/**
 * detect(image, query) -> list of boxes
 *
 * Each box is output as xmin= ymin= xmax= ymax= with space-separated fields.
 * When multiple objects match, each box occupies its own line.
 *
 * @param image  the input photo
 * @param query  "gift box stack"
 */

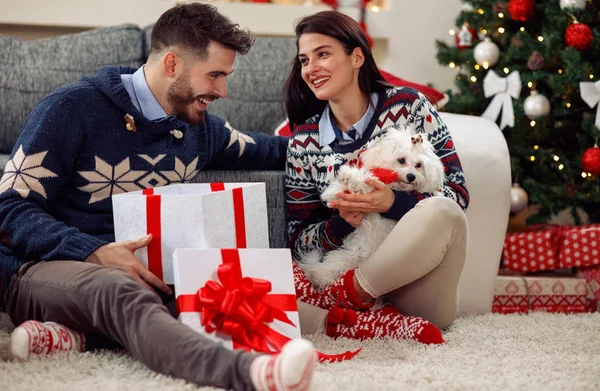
xmin=112 ymin=183 xmax=302 ymax=351
xmin=112 ymin=182 xmax=358 ymax=362
xmin=495 ymin=224 xmax=600 ymax=314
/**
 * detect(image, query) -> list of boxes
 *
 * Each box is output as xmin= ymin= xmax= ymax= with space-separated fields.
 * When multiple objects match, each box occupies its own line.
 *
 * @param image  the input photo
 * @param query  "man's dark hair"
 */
xmin=150 ymin=3 xmax=254 ymax=59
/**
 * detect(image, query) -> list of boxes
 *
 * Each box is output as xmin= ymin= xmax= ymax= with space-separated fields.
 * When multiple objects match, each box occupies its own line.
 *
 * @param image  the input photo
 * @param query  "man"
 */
xmin=0 ymin=3 xmax=316 ymax=390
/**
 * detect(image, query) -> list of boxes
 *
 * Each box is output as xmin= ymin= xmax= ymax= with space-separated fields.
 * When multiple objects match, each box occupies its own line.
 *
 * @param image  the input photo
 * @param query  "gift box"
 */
xmin=502 ymin=226 xmax=563 ymax=272
xmin=576 ymin=266 xmax=600 ymax=311
xmin=112 ymin=183 xmax=269 ymax=284
xmin=492 ymin=274 xmax=589 ymax=314
xmin=173 ymin=247 xmax=301 ymax=352
xmin=558 ymin=224 xmax=600 ymax=268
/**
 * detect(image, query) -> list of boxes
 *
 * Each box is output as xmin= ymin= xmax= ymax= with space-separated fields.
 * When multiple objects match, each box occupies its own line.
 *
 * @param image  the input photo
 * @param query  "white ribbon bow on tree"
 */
xmin=580 ymin=80 xmax=600 ymax=130
xmin=481 ymin=70 xmax=522 ymax=130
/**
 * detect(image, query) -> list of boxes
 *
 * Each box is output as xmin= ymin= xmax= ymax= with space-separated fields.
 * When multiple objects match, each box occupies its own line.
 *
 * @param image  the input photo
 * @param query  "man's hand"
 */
xmin=328 ymin=179 xmax=395 ymax=214
xmin=86 ymin=234 xmax=172 ymax=295
xmin=339 ymin=209 xmax=364 ymax=228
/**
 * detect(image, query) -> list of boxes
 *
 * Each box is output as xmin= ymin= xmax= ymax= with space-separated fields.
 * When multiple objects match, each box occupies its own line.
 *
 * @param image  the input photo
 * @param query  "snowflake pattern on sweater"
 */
xmin=285 ymin=87 xmax=469 ymax=259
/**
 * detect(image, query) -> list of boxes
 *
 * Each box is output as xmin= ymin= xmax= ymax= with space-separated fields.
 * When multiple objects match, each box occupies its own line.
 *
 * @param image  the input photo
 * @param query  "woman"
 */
xmin=285 ymin=11 xmax=470 ymax=341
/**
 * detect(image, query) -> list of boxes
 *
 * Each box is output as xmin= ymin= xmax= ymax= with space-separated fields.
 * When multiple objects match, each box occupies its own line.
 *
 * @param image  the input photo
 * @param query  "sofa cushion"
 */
xmin=0 ymin=154 xmax=9 ymax=177
xmin=208 ymin=37 xmax=296 ymax=135
xmin=0 ymin=24 xmax=146 ymax=154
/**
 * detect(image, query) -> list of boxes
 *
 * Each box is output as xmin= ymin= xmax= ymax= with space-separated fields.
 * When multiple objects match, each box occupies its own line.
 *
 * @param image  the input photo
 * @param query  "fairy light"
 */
xmin=582 ymin=172 xmax=588 ymax=178
xmin=591 ymin=74 xmax=595 ymax=79
xmin=566 ymin=102 xmax=572 ymax=108
xmin=483 ymin=62 xmax=490 ymax=69
xmin=449 ymin=62 xmax=456 ymax=68
xmin=530 ymin=120 xmax=536 ymax=127
xmin=520 ymin=27 xmax=525 ymax=32
xmin=554 ymin=155 xmax=560 ymax=161
xmin=449 ymin=29 xmax=456 ymax=36
xmin=527 ymin=81 xmax=533 ymax=88
xmin=478 ymin=8 xmax=484 ymax=14
xmin=530 ymin=156 xmax=536 ymax=162
xmin=558 ymin=164 xmax=565 ymax=170
xmin=558 ymin=69 xmax=563 ymax=74
xmin=471 ymin=76 xmax=477 ymax=82
xmin=474 ymin=64 xmax=481 ymax=70
xmin=537 ymin=36 xmax=544 ymax=42
xmin=498 ymin=12 xmax=505 ymax=18
xmin=534 ymin=145 xmax=540 ymax=150
xmin=481 ymin=28 xmax=488 ymax=34
xmin=504 ymin=67 xmax=510 ymax=74
xmin=371 ymin=5 xmax=380 ymax=12
xmin=498 ymin=27 xmax=505 ymax=33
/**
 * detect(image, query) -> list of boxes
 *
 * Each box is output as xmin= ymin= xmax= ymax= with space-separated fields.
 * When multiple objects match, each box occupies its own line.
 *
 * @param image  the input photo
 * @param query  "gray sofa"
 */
xmin=0 ymin=24 xmax=513 ymax=314
xmin=0 ymin=24 xmax=295 ymax=249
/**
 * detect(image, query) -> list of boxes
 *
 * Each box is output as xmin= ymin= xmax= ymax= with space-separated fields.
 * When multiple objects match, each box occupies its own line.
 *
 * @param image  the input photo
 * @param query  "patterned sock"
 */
xmin=250 ymin=339 xmax=317 ymax=391
xmin=293 ymin=263 xmax=373 ymax=311
xmin=326 ymin=306 xmax=445 ymax=345
xmin=9 ymin=320 xmax=86 ymax=360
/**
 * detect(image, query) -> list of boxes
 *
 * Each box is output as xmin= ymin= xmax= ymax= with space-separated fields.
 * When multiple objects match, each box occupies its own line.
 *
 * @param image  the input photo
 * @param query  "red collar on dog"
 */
xmin=369 ymin=168 xmax=398 ymax=184
xmin=351 ymin=160 xmax=398 ymax=185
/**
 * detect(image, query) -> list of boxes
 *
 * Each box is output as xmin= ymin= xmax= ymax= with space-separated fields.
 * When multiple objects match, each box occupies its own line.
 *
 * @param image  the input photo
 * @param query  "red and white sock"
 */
xmin=9 ymin=320 xmax=85 ymax=360
xmin=293 ymin=263 xmax=373 ymax=311
xmin=250 ymin=339 xmax=317 ymax=391
xmin=326 ymin=306 xmax=445 ymax=345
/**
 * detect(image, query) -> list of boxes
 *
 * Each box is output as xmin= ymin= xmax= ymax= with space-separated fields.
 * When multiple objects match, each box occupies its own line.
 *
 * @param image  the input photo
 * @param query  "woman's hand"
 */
xmin=328 ymin=179 xmax=395 ymax=214
xmin=339 ymin=209 xmax=365 ymax=228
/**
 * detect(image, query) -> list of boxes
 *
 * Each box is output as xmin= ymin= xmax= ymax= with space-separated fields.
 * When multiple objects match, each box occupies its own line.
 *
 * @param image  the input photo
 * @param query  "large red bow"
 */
xmin=177 ymin=249 xmax=361 ymax=362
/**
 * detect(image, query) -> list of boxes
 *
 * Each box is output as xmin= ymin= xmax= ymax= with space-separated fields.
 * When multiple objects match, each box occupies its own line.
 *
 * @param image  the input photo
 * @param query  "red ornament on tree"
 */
xmin=581 ymin=145 xmax=600 ymax=176
xmin=456 ymin=23 xmax=477 ymax=49
xmin=565 ymin=22 xmax=594 ymax=51
xmin=508 ymin=0 xmax=535 ymax=22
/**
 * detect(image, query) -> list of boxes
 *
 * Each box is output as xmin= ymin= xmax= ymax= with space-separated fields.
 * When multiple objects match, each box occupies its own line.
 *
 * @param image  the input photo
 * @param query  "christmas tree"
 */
xmin=436 ymin=0 xmax=600 ymax=225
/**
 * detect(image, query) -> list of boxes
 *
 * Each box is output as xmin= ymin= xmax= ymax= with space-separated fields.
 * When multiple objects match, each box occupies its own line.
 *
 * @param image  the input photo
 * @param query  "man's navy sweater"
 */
xmin=0 ymin=66 xmax=288 ymax=306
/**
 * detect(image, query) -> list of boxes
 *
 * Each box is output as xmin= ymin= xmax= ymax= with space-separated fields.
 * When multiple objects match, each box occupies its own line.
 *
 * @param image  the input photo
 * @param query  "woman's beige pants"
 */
xmin=298 ymin=196 xmax=468 ymax=332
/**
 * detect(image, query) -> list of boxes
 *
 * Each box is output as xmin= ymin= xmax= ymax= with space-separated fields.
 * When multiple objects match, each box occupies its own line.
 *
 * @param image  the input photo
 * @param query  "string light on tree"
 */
xmin=510 ymin=183 xmax=529 ymax=213
xmin=474 ymin=37 xmax=500 ymax=68
xmin=524 ymin=90 xmax=551 ymax=119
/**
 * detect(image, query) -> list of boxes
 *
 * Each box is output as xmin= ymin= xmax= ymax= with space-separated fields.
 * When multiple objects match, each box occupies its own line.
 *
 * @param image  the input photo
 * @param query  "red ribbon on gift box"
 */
xmin=142 ymin=183 xmax=248 ymax=280
xmin=522 ymin=224 xmax=569 ymax=267
xmin=176 ymin=248 xmax=361 ymax=362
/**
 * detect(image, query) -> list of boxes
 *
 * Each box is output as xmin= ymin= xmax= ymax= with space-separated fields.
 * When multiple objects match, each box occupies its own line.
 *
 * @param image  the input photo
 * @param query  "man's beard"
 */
xmin=167 ymin=75 xmax=216 ymax=126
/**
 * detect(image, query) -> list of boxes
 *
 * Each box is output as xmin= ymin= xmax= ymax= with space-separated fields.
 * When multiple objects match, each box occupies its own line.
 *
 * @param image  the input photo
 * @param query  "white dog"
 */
xmin=298 ymin=126 xmax=446 ymax=289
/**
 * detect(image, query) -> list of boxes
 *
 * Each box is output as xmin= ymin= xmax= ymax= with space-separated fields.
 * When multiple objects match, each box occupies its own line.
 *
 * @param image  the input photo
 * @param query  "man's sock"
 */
xmin=250 ymin=339 xmax=317 ymax=391
xmin=9 ymin=320 xmax=85 ymax=360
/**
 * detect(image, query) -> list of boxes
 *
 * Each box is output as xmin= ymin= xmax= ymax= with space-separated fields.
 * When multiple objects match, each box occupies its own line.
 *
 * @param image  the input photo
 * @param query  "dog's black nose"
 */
xmin=406 ymin=174 xmax=416 ymax=183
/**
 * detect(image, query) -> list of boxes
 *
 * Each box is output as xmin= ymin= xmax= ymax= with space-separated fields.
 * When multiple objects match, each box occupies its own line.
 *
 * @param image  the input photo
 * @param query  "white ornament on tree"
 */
xmin=580 ymin=80 xmax=600 ymax=129
xmin=510 ymin=183 xmax=529 ymax=213
xmin=523 ymin=90 xmax=551 ymax=119
xmin=559 ymin=0 xmax=586 ymax=10
xmin=474 ymin=37 xmax=500 ymax=68
xmin=481 ymin=70 xmax=522 ymax=130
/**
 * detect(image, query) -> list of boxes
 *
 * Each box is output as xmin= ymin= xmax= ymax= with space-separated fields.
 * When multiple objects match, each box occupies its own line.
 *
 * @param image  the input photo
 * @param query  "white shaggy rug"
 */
xmin=1 ymin=312 xmax=599 ymax=391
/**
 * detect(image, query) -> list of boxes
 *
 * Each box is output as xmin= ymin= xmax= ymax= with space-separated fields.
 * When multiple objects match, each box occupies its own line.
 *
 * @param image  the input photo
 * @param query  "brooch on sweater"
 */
xmin=124 ymin=114 xmax=136 ymax=133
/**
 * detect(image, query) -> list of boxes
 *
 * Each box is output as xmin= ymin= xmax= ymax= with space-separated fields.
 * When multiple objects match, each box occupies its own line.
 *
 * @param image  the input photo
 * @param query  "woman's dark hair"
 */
xmin=283 ymin=11 xmax=391 ymax=128
xmin=149 ymin=3 xmax=254 ymax=60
